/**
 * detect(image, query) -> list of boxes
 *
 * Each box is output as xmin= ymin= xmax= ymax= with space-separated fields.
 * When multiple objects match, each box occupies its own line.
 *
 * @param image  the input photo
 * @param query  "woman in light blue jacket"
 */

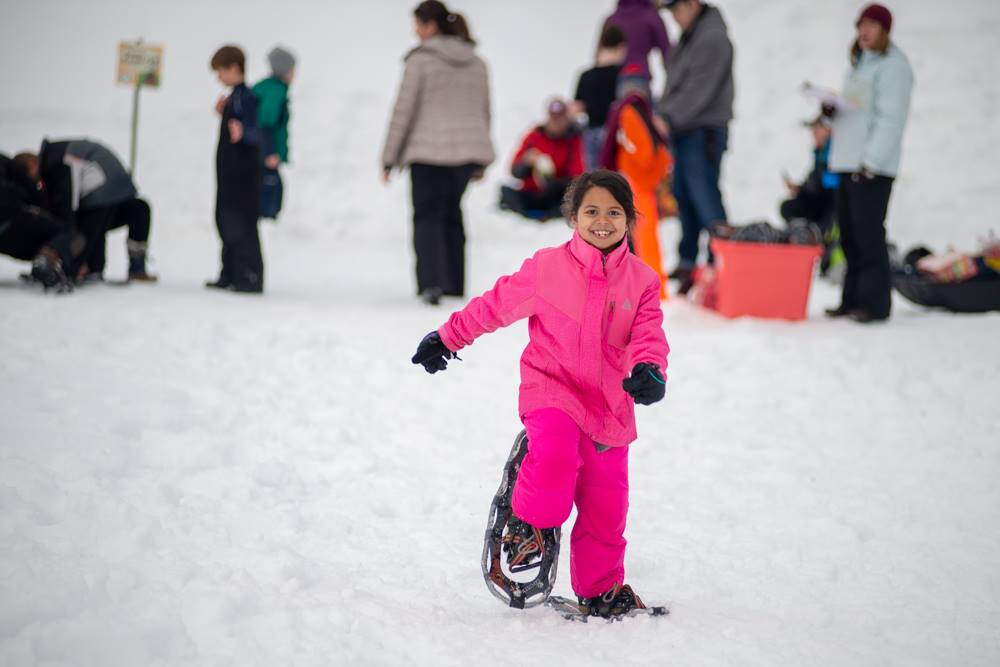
xmin=826 ymin=3 xmax=913 ymax=323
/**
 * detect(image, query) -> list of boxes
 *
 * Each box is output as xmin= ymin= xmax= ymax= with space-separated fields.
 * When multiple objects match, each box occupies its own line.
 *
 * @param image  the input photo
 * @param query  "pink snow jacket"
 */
xmin=438 ymin=231 xmax=669 ymax=447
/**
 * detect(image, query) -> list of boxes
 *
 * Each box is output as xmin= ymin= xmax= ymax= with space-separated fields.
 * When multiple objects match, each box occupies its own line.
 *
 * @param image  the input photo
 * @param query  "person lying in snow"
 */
xmin=903 ymin=242 xmax=1000 ymax=283
xmin=16 ymin=140 xmax=157 ymax=282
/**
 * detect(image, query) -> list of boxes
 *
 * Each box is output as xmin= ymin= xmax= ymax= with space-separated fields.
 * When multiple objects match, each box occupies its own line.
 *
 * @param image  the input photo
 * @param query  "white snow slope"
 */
xmin=2 ymin=1 xmax=999 ymax=665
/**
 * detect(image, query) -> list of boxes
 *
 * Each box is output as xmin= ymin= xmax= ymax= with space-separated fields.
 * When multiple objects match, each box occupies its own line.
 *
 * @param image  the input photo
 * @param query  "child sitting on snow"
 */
xmin=499 ymin=99 xmax=584 ymax=221
xmin=780 ymin=115 xmax=841 ymax=276
xmin=413 ymin=170 xmax=669 ymax=618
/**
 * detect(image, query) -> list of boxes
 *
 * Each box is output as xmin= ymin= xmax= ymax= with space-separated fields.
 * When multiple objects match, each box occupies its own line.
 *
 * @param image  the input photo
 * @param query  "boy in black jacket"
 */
xmin=207 ymin=45 xmax=263 ymax=293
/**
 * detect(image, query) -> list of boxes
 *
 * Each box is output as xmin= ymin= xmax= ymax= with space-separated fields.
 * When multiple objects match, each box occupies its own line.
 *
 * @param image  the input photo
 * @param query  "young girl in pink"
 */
xmin=412 ymin=170 xmax=670 ymax=617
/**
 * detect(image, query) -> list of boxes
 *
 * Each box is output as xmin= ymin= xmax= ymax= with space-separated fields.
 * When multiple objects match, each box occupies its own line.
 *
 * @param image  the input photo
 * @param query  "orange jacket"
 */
xmin=616 ymin=104 xmax=671 ymax=190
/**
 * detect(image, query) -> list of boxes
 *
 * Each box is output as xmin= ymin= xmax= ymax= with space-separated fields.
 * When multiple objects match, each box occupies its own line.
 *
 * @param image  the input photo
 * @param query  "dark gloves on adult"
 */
xmin=622 ymin=363 xmax=666 ymax=405
xmin=411 ymin=331 xmax=455 ymax=374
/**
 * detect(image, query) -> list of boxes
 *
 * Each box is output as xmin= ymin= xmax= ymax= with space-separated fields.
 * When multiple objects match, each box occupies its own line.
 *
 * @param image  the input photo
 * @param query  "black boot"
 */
xmin=578 ymin=583 xmax=647 ymax=618
xmin=30 ymin=249 xmax=73 ymax=293
xmin=127 ymin=241 xmax=158 ymax=282
xmin=824 ymin=305 xmax=852 ymax=318
xmin=420 ymin=287 xmax=443 ymax=306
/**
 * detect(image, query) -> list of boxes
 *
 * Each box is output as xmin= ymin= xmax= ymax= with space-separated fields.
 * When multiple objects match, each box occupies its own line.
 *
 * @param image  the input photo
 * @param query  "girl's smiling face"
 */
xmin=573 ymin=186 xmax=629 ymax=252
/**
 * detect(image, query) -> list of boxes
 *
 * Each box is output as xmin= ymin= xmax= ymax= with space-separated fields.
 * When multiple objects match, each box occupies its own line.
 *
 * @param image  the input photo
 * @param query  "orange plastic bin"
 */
xmin=709 ymin=238 xmax=822 ymax=320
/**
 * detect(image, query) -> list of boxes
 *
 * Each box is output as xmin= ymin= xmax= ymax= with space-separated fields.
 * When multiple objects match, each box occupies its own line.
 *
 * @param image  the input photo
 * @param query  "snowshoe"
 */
xmin=482 ymin=430 xmax=561 ymax=609
xmin=579 ymin=583 xmax=649 ymax=618
xmin=547 ymin=584 xmax=669 ymax=622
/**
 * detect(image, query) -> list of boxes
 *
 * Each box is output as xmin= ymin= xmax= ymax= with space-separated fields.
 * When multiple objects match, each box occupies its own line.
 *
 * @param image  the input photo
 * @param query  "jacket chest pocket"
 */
xmin=605 ymin=299 xmax=635 ymax=350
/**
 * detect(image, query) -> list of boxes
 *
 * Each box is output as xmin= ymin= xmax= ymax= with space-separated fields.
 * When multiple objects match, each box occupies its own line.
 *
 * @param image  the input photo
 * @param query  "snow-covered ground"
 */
xmin=2 ymin=1 xmax=999 ymax=664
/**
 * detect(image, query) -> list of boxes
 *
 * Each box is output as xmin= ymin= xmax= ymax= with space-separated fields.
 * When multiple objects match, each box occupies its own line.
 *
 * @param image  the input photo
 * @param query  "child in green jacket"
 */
xmin=253 ymin=47 xmax=295 ymax=220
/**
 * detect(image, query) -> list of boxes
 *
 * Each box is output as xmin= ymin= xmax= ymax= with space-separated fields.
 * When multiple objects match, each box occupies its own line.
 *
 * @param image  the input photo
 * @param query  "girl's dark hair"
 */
xmin=561 ymin=170 xmax=637 ymax=226
xmin=414 ymin=1 xmax=476 ymax=44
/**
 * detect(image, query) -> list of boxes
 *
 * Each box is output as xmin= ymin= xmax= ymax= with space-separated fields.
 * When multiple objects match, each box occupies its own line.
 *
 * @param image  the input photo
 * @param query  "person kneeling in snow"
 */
xmin=499 ymin=99 xmax=584 ymax=221
xmin=16 ymin=140 xmax=157 ymax=282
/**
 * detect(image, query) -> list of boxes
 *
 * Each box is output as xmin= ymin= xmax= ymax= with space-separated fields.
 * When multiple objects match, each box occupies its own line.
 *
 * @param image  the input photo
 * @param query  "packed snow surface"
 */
xmin=2 ymin=0 xmax=999 ymax=664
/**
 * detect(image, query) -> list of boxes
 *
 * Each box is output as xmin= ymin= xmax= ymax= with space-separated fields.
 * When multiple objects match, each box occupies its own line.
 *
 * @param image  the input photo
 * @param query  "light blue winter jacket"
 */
xmin=829 ymin=44 xmax=914 ymax=177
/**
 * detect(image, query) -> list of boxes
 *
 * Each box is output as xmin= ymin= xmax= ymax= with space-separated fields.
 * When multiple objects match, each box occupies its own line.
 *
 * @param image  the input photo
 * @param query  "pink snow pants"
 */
xmin=511 ymin=407 xmax=629 ymax=598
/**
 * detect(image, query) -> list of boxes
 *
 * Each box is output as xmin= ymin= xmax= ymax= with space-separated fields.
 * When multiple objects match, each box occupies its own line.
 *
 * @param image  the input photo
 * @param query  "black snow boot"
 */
xmin=30 ymin=249 xmax=72 ymax=293
xmin=578 ymin=583 xmax=648 ymax=618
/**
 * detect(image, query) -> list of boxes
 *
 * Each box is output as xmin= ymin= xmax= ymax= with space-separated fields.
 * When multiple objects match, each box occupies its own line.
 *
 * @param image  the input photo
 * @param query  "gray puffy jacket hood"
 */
xmin=408 ymin=35 xmax=478 ymax=67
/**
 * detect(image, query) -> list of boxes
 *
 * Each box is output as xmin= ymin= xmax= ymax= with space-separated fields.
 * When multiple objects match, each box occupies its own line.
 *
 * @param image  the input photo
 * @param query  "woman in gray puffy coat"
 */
xmin=381 ymin=1 xmax=495 ymax=305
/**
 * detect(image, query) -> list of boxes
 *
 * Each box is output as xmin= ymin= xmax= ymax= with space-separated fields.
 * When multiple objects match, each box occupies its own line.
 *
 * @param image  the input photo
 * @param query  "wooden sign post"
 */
xmin=117 ymin=40 xmax=163 ymax=177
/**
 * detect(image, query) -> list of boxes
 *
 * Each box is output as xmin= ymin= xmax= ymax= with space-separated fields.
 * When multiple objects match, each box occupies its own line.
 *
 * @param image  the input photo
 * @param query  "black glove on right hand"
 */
xmin=411 ymin=331 xmax=455 ymax=374
xmin=622 ymin=362 xmax=666 ymax=405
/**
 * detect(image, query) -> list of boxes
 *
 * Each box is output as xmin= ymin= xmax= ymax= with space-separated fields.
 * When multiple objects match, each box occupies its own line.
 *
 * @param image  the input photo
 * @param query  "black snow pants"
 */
xmin=836 ymin=173 xmax=895 ymax=319
xmin=410 ymin=163 xmax=477 ymax=297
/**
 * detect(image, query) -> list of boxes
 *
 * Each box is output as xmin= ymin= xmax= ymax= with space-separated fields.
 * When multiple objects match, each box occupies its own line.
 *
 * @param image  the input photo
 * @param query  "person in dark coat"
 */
xmin=781 ymin=116 xmax=841 ymax=275
xmin=657 ymin=0 xmax=734 ymax=294
xmin=0 ymin=153 xmax=79 ymax=291
xmin=780 ymin=117 xmax=838 ymax=227
xmin=573 ymin=24 xmax=627 ymax=170
xmin=207 ymin=45 xmax=264 ymax=293
xmin=20 ymin=139 xmax=156 ymax=281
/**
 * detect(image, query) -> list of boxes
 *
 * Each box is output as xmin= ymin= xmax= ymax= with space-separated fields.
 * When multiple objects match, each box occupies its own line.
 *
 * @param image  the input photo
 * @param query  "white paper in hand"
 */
xmin=801 ymin=81 xmax=859 ymax=111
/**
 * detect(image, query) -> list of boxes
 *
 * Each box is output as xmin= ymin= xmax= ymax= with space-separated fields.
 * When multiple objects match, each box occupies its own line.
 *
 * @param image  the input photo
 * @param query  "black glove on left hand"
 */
xmin=622 ymin=362 xmax=666 ymax=405
xmin=411 ymin=331 xmax=455 ymax=374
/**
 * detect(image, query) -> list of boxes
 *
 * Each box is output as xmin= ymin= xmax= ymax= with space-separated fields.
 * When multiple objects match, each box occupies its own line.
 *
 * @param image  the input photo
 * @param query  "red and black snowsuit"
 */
xmin=500 ymin=127 xmax=585 ymax=220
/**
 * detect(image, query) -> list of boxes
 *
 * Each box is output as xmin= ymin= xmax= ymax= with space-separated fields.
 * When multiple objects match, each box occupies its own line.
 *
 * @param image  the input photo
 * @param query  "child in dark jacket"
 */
xmin=573 ymin=24 xmax=627 ymax=170
xmin=207 ymin=45 xmax=263 ymax=293
xmin=780 ymin=116 xmax=841 ymax=275
xmin=253 ymin=46 xmax=295 ymax=220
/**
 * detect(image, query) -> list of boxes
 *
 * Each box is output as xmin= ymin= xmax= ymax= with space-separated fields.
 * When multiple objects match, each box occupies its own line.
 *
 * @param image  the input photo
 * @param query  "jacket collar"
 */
xmin=569 ymin=229 xmax=630 ymax=275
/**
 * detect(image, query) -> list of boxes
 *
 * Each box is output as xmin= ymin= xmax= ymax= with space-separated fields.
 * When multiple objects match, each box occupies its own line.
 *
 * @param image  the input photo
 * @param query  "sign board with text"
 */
xmin=117 ymin=41 xmax=163 ymax=87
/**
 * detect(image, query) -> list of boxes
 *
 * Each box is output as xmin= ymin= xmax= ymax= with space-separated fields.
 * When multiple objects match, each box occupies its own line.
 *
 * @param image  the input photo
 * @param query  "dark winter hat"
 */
xmin=856 ymin=4 xmax=892 ymax=32
xmin=268 ymin=46 xmax=296 ymax=79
